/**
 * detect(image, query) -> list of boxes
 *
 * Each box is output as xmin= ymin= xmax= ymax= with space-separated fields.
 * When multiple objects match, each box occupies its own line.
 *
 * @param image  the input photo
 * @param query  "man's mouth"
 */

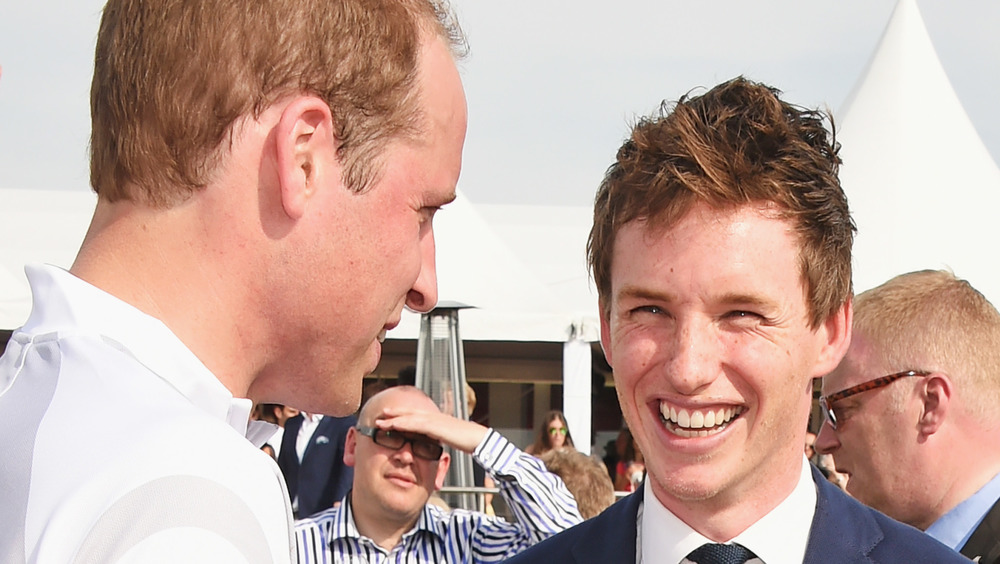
xmin=659 ymin=402 xmax=744 ymax=438
xmin=385 ymin=471 xmax=417 ymax=486
xmin=378 ymin=328 xmax=388 ymax=343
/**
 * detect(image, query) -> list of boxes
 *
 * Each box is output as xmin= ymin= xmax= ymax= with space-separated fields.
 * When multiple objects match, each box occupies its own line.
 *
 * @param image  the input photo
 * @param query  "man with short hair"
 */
xmin=508 ymin=77 xmax=963 ymax=564
xmin=294 ymin=386 xmax=583 ymax=562
xmin=816 ymin=270 xmax=1000 ymax=563
xmin=0 ymin=0 xmax=467 ymax=561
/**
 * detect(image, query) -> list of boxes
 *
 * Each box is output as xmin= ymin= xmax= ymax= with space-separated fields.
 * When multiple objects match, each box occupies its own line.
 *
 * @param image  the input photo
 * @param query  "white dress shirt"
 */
xmin=295 ymin=413 xmax=325 ymax=462
xmin=0 ymin=265 xmax=294 ymax=563
xmin=639 ymin=456 xmax=817 ymax=564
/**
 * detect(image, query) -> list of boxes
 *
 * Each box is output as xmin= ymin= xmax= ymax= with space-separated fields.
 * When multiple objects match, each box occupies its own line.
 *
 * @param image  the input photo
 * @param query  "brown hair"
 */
xmin=853 ymin=270 xmax=1000 ymax=420
xmin=588 ymin=76 xmax=854 ymax=329
xmin=528 ymin=410 xmax=576 ymax=455
xmin=90 ymin=0 xmax=465 ymax=206
xmin=539 ymin=448 xmax=615 ymax=520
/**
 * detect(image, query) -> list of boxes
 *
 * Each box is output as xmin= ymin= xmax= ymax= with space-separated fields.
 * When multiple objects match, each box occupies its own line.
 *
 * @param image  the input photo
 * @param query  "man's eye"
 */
xmin=726 ymin=310 xmax=760 ymax=320
xmin=633 ymin=305 xmax=663 ymax=315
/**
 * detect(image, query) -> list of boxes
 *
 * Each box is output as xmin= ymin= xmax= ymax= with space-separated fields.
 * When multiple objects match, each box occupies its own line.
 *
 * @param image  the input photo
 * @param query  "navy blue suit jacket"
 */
xmin=277 ymin=414 xmax=356 ymax=518
xmin=506 ymin=466 xmax=966 ymax=564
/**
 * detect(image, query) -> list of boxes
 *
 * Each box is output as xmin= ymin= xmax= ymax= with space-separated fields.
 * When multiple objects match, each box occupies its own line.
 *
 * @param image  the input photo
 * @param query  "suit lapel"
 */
xmin=961 ymin=497 xmax=1000 ymax=563
xmin=300 ymin=415 xmax=327 ymax=460
xmin=803 ymin=466 xmax=882 ymax=564
xmin=570 ymin=488 xmax=642 ymax=563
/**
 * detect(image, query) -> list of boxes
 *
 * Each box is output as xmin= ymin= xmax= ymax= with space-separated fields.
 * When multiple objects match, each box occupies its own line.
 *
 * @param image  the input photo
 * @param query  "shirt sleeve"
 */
xmin=470 ymin=429 xmax=583 ymax=557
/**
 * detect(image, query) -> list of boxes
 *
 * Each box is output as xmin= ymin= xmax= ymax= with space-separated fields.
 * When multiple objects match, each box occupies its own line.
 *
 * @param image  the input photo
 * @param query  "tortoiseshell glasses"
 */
xmin=819 ymin=370 xmax=929 ymax=430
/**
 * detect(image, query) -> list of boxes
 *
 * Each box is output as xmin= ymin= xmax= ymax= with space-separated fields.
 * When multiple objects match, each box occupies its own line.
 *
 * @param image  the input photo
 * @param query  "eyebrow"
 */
xmin=616 ymin=285 xmax=675 ymax=305
xmin=615 ymin=286 xmax=777 ymax=310
xmin=715 ymin=292 xmax=777 ymax=310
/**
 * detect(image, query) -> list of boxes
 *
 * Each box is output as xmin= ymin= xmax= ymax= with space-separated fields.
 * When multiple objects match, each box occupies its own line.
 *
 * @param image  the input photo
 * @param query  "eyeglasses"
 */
xmin=548 ymin=427 xmax=567 ymax=436
xmin=355 ymin=426 xmax=444 ymax=461
xmin=819 ymin=370 xmax=929 ymax=430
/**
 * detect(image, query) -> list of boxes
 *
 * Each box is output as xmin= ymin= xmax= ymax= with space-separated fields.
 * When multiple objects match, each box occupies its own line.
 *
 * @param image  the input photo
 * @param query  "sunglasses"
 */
xmin=819 ymin=370 xmax=929 ymax=430
xmin=355 ymin=426 xmax=444 ymax=461
xmin=548 ymin=427 xmax=568 ymax=436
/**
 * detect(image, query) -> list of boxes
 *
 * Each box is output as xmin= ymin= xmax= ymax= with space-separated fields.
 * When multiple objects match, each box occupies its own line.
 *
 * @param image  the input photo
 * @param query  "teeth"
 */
xmin=378 ymin=329 xmax=387 ymax=343
xmin=690 ymin=411 xmax=704 ymax=428
xmin=703 ymin=410 xmax=716 ymax=427
xmin=677 ymin=409 xmax=690 ymax=427
xmin=658 ymin=403 xmax=743 ymax=436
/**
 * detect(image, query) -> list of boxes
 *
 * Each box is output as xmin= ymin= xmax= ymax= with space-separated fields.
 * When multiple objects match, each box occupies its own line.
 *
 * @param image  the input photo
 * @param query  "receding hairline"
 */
xmin=357 ymin=385 xmax=438 ymax=424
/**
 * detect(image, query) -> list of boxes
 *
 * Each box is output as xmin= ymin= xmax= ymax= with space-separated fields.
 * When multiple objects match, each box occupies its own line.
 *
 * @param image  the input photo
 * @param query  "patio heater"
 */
xmin=414 ymin=302 xmax=479 ymax=511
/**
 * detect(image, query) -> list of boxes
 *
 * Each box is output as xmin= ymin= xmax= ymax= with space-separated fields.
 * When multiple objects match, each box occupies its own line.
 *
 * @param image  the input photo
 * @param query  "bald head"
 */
xmin=359 ymin=386 xmax=440 ymax=425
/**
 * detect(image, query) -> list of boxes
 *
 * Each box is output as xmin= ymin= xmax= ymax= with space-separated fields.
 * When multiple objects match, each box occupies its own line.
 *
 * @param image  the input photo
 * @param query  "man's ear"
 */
xmin=811 ymin=299 xmax=852 ymax=378
xmin=343 ymin=427 xmax=358 ymax=468
xmin=274 ymin=95 xmax=339 ymax=220
xmin=599 ymin=302 xmax=614 ymax=369
xmin=433 ymin=452 xmax=451 ymax=491
xmin=917 ymin=374 xmax=952 ymax=436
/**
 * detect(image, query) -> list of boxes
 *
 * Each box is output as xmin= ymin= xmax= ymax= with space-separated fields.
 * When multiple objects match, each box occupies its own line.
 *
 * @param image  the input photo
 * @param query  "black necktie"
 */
xmin=686 ymin=543 xmax=757 ymax=564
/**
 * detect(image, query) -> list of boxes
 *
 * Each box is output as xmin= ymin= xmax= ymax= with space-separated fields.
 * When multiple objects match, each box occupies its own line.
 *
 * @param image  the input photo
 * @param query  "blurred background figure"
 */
xmin=804 ymin=430 xmax=817 ymax=462
xmin=252 ymin=403 xmax=300 ymax=459
xmin=526 ymin=410 xmax=575 ymax=456
xmin=466 ymin=384 xmax=497 ymax=516
xmin=817 ymin=270 xmax=1000 ymax=561
xmin=613 ymin=428 xmax=645 ymax=493
xmin=539 ymin=448 xmax=615 ymax=520
xmin=816 ymin=453 xmax=849 ymax=492
xmin=277 ymin=412 xmax=356 ymax=518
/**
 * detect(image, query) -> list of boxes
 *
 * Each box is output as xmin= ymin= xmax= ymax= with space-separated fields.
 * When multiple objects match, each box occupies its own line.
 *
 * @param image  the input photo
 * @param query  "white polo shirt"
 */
xmin=0 ymin=265 xmax=294 ymax=563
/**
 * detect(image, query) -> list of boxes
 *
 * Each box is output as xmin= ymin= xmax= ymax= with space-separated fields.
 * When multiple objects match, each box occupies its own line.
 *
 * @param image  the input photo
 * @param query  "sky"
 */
xmin=1 ymin=0 xmax=997 ymax=207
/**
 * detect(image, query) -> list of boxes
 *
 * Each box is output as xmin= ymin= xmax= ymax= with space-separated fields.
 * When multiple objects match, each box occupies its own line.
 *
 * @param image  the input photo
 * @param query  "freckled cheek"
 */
xmin=612 ymin=333 xmax=667 ymax=384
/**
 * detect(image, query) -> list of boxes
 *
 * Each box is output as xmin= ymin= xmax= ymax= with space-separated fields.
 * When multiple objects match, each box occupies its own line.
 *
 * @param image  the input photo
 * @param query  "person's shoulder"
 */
xmin=812 ymin=472 xmax=966 ymax=563
xmin=294 ymin=506 xmax=341 ymax=533
xmin=316 ymin=413 xmax=356 ymax=436
xmin=865 ymin=508 xmax=968 ymax=562
xmin=506 ymin=492 xmax=638 ymax=564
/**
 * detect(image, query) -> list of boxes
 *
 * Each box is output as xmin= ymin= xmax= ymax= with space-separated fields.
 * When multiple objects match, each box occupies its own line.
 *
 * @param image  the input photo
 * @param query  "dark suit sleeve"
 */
xmin=276 ymin=414 xmax=303 ymax=501
xmin=325 ymin=415 xmax=355 ymax=506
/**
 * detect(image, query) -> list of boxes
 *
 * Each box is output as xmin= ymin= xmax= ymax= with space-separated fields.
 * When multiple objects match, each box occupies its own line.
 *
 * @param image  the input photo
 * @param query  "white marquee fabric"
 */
xmin=0 ymin=188 xmax=96 ymax=328
xmin=838 ymin=0 xmax=1000 ymax=303
xmin=386 ymin=193 xmax=600 ymax=343
xmin=0 ymin=188 xmax=600 ymax=344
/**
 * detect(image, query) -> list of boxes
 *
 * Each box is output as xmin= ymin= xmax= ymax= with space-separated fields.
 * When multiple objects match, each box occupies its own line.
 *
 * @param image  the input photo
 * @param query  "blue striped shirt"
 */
xmin=293 ymin=429 xmax=582 ymax=563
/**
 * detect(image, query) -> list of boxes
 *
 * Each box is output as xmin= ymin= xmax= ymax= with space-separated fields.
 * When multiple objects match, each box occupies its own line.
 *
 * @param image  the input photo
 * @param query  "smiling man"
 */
xmin=506 ymin=77 xmax=964 ymax=564
xmin=816 ymin=270 xmax=1000 ymax=562
xmin=0 ymin=1 xmax=467 ymax=561
xmin=293 ymin=386 xmax=582 ymax=562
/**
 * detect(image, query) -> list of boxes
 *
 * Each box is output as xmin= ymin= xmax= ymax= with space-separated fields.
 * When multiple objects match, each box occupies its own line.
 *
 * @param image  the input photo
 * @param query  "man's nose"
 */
xmin=815 ymin=420 xmax=840 ymax=455
xmin=392 ymin=440 xmax=417 ymax=463
xmin=668 ymin=320 xmax=718 ymax=395
xmin=405 ymin=228 xmax=438 ymax=313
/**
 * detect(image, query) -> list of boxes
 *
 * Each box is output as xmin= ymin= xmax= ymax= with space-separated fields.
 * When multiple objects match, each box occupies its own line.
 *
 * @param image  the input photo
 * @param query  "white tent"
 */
xmin=0 ymin=188 xmax=599 ymax=342
xmin=838 ymin=0 xmax=1000 ymax=303
xmin=0 ymin=188 xmax=96 ymax=326
xmin=386 ymin=192 xmax=599 ymax=343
